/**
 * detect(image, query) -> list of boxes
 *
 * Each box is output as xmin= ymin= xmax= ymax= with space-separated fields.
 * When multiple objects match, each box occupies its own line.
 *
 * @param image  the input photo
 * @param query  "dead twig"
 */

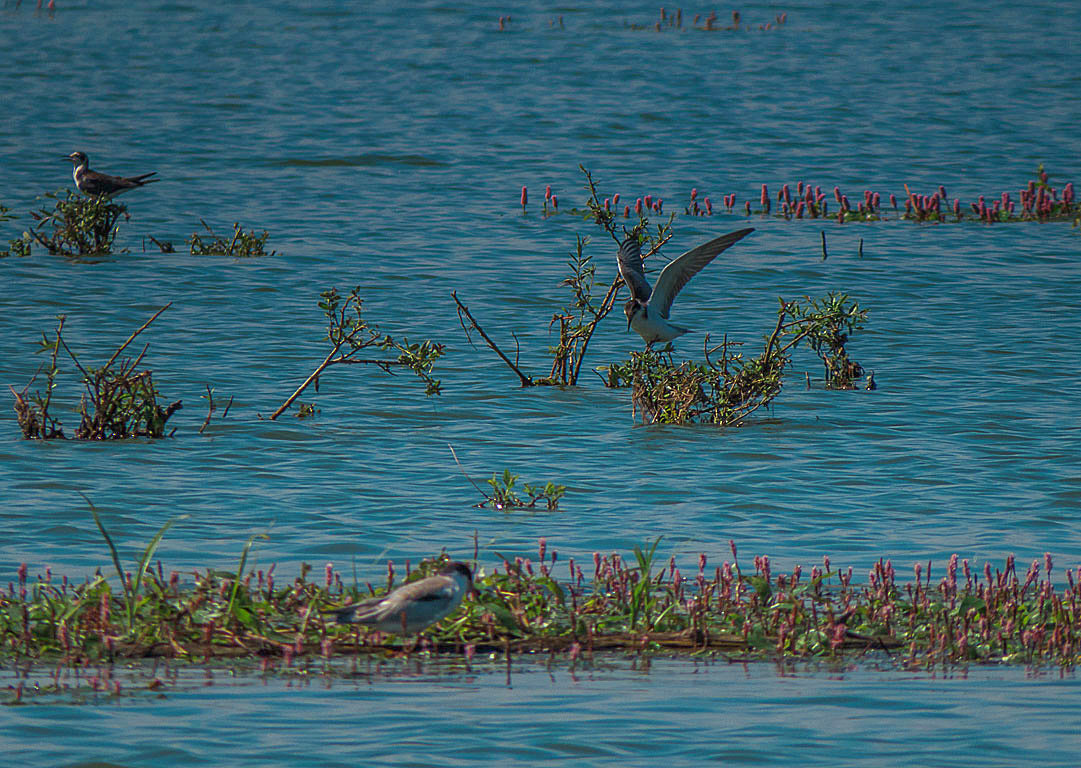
xmin=452 ymin=291 xmax=534 ymax=387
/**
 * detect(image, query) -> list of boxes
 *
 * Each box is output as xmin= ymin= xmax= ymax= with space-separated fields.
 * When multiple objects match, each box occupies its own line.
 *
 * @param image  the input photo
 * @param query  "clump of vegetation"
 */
xmin=12 ymin=191 xmax=130 ymax=257
xmin=11 ymin=306 xmax=182 ymax=440
xmin=480 ymin=469 xmax=566 ymax=511
xmin=4 ymin=526 xmax=1080 ymax=672
xmin=188 ymin=219 xmax=276 ymax=257
xmin=602 ymin=293 xmax=868 ymax=425
xmin=269 ymin=287 xmax=444 ymax=419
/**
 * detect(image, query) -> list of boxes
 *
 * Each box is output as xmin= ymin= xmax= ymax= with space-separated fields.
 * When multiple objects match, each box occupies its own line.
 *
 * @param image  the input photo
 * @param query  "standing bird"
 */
xmin=329 ymin=562 xmax=475 ymax=635
xmin=64 ymin=151 xmax=159 ymax=198
xmin=617 ymin=228 xmax=755 ymax=345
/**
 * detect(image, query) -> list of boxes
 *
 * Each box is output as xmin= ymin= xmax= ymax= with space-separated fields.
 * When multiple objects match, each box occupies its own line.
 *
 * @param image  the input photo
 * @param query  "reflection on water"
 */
xmin=3 ymin=655 xmax=1079 ymax=766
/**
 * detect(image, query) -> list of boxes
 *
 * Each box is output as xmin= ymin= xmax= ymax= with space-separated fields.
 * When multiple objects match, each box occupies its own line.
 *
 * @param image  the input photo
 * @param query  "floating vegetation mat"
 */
xmin=3 ymin=540 xmax=1079 ymax=670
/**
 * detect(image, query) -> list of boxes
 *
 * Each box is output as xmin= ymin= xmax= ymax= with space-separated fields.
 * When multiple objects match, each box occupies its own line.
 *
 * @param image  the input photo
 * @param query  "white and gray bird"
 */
xmin=64 ymin=151 xmax=159 ymax=198
xmin=617 ymin=228 xmax=755 ymax=345
xmin=329 ymin=562 xmax=475 ymax=635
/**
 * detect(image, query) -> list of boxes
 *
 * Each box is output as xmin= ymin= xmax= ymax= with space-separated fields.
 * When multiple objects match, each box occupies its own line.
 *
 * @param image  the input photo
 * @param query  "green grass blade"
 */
xmin=130 ymin=514 xmax=189 ymax=627
xmin=81 ymin=493 xmax=130 ymax=607
xmin=226 ymin=533 xmax=269 ymax=622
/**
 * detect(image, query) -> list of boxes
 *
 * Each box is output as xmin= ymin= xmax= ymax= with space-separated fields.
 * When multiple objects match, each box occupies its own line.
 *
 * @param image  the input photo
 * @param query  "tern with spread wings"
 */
xmin=617 ymin=228 xmax=755 ymax=345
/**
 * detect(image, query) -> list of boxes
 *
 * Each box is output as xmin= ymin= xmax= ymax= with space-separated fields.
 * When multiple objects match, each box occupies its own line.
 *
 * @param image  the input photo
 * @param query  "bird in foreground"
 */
xmin=617 ymin=227 xmax=755 ymax=345
xmin=329 ymin=561 xmax=475 ymax=635
xmin=63 ymin=151 xmax=159 ymax=198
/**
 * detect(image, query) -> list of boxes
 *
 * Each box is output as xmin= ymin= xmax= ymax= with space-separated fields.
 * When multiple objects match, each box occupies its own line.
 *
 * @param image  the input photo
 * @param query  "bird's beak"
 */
xmin=626 ymin=315 xmax=633 ymax=331
xmin=61 ymin=155 xmax=73 ymax=161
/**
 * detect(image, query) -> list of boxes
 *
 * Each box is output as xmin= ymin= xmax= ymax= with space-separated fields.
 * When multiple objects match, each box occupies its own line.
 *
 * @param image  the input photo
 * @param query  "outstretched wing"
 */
xmin=650 ymin=228 xmax=754 ymax=318
xmin=616 ymin=236 xmax=653 ymax=304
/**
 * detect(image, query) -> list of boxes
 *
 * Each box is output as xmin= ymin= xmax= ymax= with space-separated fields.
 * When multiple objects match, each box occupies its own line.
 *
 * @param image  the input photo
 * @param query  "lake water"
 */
xmin=2 ymin=0 xmax=1080 ymax=764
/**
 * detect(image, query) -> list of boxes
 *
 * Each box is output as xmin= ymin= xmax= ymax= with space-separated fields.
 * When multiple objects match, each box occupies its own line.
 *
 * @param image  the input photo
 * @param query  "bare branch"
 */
xmin=452 ymin=291 xmax=534 ymax=387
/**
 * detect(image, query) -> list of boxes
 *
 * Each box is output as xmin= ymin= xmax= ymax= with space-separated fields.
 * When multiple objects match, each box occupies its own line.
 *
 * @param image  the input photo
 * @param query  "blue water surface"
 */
xmin=1 ymin=0 xmax=1080 ymax=764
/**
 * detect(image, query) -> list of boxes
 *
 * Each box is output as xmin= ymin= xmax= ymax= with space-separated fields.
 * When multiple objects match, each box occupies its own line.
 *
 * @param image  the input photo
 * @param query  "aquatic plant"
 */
xmin=269 ymin=287 xmax=444 ymax=419
xmin=0 ymin=202 xmax=30 ymax=258
xmin=188 ymin=219 xmax=276 ymax=257
xmin=3 ymin=536 xmax=1079 ymax=671
xmin=601 ymin=292 xmax=868 ymax=425
xmin=480 ymin=469 xmax=566 ymax=511
xmin=449 ymin=448 xmax=567 ymax=511
xmin=11 ymin=306 xmax=182 ymax=440
xmin=523 ymin=165 xmax=1078 ymax=227
xmin=628 ymin=8 xmax=787 ymax=32
xmin=14 ymin=190 xmax=129 ymax=257
xmin=198 ymin=385 xmax=234 ymax=434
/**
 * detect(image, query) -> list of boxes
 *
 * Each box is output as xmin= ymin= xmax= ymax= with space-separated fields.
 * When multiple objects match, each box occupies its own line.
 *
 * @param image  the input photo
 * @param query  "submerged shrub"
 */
xmin=602 ymin=293 xmax=869 ymax=425
xmin=188 ymin=219 xmax=276 ymax=257
xmin=21 ymin=190 xmax=129 ymax=257
xmin=11 ymin=307 xmax=181 ymax=440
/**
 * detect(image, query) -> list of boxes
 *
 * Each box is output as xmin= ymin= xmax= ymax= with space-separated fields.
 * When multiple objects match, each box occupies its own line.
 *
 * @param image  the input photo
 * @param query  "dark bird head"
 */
xmin=623 ymin=299 xmax=644 ymax=330
xmin=441 ymin=561 xmax=477 ymax=596
xmin=64 ymin=151 xmax=89 ymax=167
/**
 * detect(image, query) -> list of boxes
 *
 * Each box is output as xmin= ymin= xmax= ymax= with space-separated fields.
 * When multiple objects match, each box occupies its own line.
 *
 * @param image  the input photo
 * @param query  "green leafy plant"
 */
xmin=602 ymin=293 xmax=869 ymax=425
xmin=481 ymin=469 xmax=566 ymax=510
xmin=269 ymin=287 xmax=444 ymax=419
xmin=188 ymin=219 xmax=276 ymax=257
xmin=20 ymin=190 xmax=129 ymax=257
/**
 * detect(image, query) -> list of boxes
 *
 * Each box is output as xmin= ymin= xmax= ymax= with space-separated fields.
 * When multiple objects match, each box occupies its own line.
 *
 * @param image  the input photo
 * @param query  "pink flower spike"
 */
xmin=635 ymin=198 xmax=643 ymax=215
xmin=705 ymin=197 xmax=713 ymax=214
xmin=889 ymin=193 xmax=897 ymax=208
xmin=520 ymin=186 xmax=527 ymax=207
xmin=833 ymin=186 xmax=842 ymax=203
xmin=613 ymin=193 xmax=620 ymax=206
xmin=644 ymin=194 xmax=653 ymax=209
xmin=760 ymin=184 xmax=768 ymax=205
xmin=624 ymin=205 xmax=631 ymax=218
xmin=545 ymin=185 xmax=552 ymax=200
xmin=744 ymin=201 xmax=751 ymax=214
xmin=604 ymin=198 xmax=611 ymax=211
xmin=551 ymin=195 xmax=558 ymax=209
xmin=690 ymin=187 xmax=698 ymax=200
